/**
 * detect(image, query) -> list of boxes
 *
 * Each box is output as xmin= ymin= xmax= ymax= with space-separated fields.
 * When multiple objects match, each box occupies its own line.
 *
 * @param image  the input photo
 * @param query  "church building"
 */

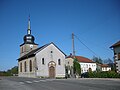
xmin=18 ymin=17 xmax=66 ymax=78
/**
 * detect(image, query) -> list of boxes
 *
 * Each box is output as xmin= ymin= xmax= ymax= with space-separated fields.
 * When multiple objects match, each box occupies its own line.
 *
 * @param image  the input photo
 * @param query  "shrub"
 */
xmin=88 ymin=71 xmax=120 ymax=78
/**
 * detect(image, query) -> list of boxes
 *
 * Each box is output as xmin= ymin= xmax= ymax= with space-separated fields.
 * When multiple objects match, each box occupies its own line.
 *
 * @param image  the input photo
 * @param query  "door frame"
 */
xmin=48 ymin=61 xmax=56 ymax=78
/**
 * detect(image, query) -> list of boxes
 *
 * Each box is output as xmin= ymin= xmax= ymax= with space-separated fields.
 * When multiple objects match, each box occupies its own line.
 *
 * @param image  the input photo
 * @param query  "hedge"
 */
xmin=88 ymin=71 xmax=120 ymax=78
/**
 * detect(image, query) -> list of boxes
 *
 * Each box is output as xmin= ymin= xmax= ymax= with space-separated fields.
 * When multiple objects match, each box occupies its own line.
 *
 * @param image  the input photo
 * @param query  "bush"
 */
xmin=87 ymin=71 xmax=120 ymax=78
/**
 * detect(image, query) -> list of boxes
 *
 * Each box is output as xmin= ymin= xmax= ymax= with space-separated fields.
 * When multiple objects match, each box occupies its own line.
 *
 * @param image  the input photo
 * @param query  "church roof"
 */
xmin=18 ymin=42 xmax=66 ymax=61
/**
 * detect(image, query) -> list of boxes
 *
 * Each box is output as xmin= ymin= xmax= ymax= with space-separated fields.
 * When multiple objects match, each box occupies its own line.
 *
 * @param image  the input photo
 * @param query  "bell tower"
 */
xmin=20 ymin=16 xmax=38 ymax=57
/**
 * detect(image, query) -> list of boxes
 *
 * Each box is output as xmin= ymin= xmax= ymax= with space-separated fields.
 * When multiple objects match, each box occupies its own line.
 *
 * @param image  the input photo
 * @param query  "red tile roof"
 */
xmin=110 ymin=41 xmax=120 ymax=48
xmin=67 ymin=55 xmax=95 ymax=63
xmin=101 ymin=64 xmax=109 ymax=67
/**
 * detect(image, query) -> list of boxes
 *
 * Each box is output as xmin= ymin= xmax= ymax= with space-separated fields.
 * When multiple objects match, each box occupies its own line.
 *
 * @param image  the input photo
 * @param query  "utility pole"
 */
xmin=72 ymin=33 xmax=75 ymax=57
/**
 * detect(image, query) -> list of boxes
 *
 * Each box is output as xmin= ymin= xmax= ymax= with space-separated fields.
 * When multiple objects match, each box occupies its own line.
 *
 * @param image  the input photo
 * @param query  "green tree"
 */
xmin=10 ymin=66 xmax=18 ymax=74
xmin=73 ymin=58 xmax=81 ymax=76
xmin=0 ymin=66 xmax=18 ymax=76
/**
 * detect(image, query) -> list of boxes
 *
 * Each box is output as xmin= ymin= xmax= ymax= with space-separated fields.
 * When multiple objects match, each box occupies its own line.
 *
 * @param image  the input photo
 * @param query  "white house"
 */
xmin=18 ymin=17 xmax=66 ymax=78
xmin=76 ymin=56 xmax=96 ymax=73
xmin=101 ymin=64 xmax=111 ymax=71
xmin=66 ymin=55 xmax=97 ymax=75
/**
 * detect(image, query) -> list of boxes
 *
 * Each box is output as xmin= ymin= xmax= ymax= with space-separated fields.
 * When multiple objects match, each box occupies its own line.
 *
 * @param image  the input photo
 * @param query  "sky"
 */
xmin=0 ymin=0 xmax=120 ymax=71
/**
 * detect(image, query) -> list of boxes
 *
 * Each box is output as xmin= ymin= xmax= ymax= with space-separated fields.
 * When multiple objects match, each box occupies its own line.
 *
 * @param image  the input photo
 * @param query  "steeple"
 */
xmin=20 ymin=15 xmax=38 ymax=57
xmin=27 ymin=15 xmax=31 ymax=35
xmin=23 ymin=15 xmax=35 ymax=44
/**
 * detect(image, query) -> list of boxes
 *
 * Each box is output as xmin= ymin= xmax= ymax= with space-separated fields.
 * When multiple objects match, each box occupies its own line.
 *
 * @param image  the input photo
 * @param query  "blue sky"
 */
xmin=0 ymin=0 xmax=120 ymax=71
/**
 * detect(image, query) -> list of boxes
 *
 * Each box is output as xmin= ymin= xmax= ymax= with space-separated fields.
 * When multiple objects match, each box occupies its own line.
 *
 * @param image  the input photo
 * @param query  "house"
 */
xmin=96 ymin=63 xmax=112 ymax=72
xmin=76 ymin=56 xmax=96 ymax=73
xmin=101 ymin=64 xmax=111 ymax=71
xmin=18 ymin=17 xmax=66 ymax=78
xmin=66 ymin=55 xmax=97 ymax=76
xmin=110 ymin=41 xmax=120 ymax=73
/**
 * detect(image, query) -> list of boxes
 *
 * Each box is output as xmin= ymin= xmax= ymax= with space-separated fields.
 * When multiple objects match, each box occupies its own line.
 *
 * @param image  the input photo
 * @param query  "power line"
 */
xmin=74 ymin=34 xmax=99 ymax=57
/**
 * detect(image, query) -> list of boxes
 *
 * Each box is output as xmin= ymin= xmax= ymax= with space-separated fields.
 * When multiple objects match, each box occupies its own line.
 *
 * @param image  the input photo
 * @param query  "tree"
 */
xmin=104 ymin=58 xmax=115 ymax=71
xmin=10 ymin=66 xmax=18 ymax=75
xmin=104 ymin=58 xmax=113 ymax=64
xmin=73 ymin=58 xmax=81 ymax=76
xmin=92 ymin=56 xmax=103 ymax=64
xmin=0 ymin=66 xmax=18 ymax=76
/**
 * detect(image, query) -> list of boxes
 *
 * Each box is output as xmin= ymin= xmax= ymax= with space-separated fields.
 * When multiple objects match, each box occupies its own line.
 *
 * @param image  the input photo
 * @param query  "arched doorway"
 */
xmin=48 ymin=61 xmax=56 ymax=78
xmin=49 ymin=66 xmax=55 ymax=78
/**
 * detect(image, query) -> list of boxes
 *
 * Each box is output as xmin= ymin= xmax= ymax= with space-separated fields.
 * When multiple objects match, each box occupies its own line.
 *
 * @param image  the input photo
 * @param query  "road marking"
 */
xmin=33 ymin=80 xmax=40 ymax=82
xmin=19 ymin=79 xmax=55 ymax=84
xmin=25 ymin=81 xmax=32 ymax=83
xmin=19 ymin=82 xmax=25 ymax=84
xmin=39 ymin=80 xmax=46 ymax=82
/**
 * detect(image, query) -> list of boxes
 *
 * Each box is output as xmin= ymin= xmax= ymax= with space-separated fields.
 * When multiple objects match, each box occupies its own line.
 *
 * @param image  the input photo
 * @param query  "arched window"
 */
xmin=58 ymin=59 xmax=61 ymax=65
xmin=24 ymin=61 xmax=27 ymax=72
xmin=21 ymin=47 xmax=23 ymax=53
xmin=29 ymin=60 xmax=32 ymax=72
xmin=42 ymin=58 xmax=45 ymax=65
xmin=20 ymin=62 xmax=22 ymax=72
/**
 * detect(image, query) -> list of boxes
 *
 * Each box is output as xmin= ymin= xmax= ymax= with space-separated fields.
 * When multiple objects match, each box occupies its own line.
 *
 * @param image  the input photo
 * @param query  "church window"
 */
xmin=24 ymin=61 xmax=27 ymax=72
xmin=21 ymin=47 xmax=23 ymax=53
xmin=29 ymin=60 xmax=32 ymax=72
xmin=42 ymin=58 xmax=45 ymax=65
xmin=58 ymin=59 xmax=61 ymax=65
xmin=20 ymin=62 xmax=22 ymax=72
xmin=51 ymin=51 xmax=53 ymax=53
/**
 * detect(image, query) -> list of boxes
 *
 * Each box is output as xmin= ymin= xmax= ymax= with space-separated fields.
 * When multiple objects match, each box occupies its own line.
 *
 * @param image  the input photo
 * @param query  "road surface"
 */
xmin=0 ymin=77 xmax=120 ymax=90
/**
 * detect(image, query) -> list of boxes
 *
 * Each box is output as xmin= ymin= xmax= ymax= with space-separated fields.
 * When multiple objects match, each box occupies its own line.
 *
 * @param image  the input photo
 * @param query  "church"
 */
xmin=18 ymin=17 xmax=66 ymax=78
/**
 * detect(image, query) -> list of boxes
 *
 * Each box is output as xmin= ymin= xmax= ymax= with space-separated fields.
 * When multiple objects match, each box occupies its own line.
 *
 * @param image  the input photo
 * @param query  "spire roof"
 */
xmin=28 ymin=15 xmax=30 ymax=29
xmin=27 ymin=15 xmax=31 ymax=35
xmin=23 ymin=15 xmax=35 ymax=44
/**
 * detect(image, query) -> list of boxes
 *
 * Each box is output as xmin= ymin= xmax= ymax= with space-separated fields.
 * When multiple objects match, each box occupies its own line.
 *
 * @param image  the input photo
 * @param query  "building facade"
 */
xmin=101 ymin=64 xmax=111 ymax=72
xmin=18 ymin=17 xmax=66 ymax=78
xmin=66 ymin=55 xmax=97 ymax=75
xmin=110 ymin=41 xmax=120 ymax=73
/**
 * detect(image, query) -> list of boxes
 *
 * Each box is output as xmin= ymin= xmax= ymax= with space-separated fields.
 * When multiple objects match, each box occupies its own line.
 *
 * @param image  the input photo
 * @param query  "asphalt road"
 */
xmin=0 ymin=77 xmax=120 ymax=90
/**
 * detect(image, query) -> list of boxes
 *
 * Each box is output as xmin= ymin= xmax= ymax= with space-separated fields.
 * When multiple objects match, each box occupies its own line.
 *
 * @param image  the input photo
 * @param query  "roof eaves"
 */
xmin=110 ymin=41 xmax=120 ymax=48
xmin=34 ymin=43 xmax=50 ymax=54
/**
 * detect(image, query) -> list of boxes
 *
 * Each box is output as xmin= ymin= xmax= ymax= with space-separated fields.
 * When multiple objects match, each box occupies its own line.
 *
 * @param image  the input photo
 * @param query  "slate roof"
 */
xmin=110 ymin=41 xmax=120 ymax=48
xmin=67 ymin=55 xmax=95 ymax=63
xmin=18 ymin=43 xmax=49 ymax=61
xmin=20 ymin=43 xmax=38 ymax=46
xmin=18 ymin=42 xmax=66 ymax=61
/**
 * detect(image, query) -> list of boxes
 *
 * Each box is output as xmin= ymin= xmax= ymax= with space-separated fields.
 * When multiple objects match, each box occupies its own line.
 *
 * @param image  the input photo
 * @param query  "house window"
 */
xmin=58 ymin=59 xmax=61 ymax=65
xmin=42 ymin=58 xmax=45 ymax=65
xmin=86 ymin=64 xmax=88 ymax=68
xmin=29 ymin=60 xmax=32 ymax=72
xmin=105 ymin=67 xmax=107 ymax=71
xmin=118 ymin=53 xmax=120 ymax=60
xmin=68 ymin=61 xmax=69 ymax=64
xmin=24 ymin=61 xmax=27 ymax=72
xmin=20 ymin=62 xmax=22 ymax=72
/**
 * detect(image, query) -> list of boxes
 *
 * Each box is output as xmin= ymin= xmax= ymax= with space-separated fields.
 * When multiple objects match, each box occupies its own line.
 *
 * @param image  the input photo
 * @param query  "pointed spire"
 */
xmin=27 ymin=14 xmax=31 ymax=35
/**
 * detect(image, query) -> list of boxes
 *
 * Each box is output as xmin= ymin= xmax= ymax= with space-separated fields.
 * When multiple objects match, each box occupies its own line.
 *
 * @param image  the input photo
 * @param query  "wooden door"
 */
xmin=49 ymin=66 xmax=55 ymax=78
